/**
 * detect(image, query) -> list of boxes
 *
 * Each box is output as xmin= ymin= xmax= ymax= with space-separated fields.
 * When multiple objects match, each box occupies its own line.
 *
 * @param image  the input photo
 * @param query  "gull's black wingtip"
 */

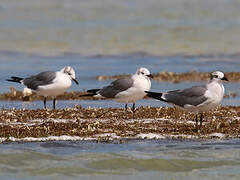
xmin=145 ymin=91 xmax=164 ymax=101
xmin=87 ymin=89 xmax=100 ymax=94
xmin=6 ymin=76 xmax=23 ymax=83
xmin=79 ymin=93 xmax=95 ymax=97
xmin=79 ymin=89 xmax=101 ymax=97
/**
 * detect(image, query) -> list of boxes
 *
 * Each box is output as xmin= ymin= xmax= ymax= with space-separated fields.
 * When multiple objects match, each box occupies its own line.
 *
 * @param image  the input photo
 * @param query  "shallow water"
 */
xmin=0 ymin=140 xmax=240 ymax=180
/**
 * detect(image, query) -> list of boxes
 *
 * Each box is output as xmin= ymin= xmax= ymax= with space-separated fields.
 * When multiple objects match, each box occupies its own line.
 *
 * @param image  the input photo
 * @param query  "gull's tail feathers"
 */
xmin=6 ymin=76 xmax=23 ymax=84
xmin=145 ymin=91 xmax=167 ymax=102
xmin=79 ymin=89 xmax=101 ymax=97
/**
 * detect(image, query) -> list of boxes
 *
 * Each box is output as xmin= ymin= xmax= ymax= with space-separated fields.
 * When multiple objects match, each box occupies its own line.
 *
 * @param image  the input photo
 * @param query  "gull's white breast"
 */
xmin=37 ymin=72 xmax=72 ymax=97
xmin=115 ymin=75 xmax=151 ymax=103
xmin=183 ymin=81 xmax=224 ymax=113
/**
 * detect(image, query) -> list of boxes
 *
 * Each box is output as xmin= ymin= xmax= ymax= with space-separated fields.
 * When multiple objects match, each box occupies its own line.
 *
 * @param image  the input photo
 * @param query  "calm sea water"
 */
xmin=0 ymin=0 xmax=240 ymax=179
xmin=0 ymin=0 xmax=240 ymax=56
xmin=0 ymin=140 xmax=240 ymax=180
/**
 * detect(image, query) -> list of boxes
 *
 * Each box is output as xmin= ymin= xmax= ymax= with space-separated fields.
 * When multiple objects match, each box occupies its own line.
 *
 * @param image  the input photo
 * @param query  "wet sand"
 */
xmin=0 ymin=106 xmax=239 ymax=142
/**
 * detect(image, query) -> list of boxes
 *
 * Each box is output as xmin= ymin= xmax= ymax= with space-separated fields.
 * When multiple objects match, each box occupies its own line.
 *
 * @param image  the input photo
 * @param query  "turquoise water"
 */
xmin=0 ymin=1 xmax=240 ymax=179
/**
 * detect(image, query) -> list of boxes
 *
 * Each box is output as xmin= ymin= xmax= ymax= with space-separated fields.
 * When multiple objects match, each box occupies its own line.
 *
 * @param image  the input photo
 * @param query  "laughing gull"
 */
xmin=146 ymin=71 xmax=228 ymax=127
xmin=82 ymin=67 xmax=153 ymax=117
xmin=7 ymin=66 xmax=79 ymax=109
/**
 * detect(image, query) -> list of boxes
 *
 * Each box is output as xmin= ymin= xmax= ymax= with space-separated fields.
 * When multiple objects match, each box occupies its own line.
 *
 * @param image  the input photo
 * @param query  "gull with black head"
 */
xmin=7 ymin=66 xmax=79 ymax=109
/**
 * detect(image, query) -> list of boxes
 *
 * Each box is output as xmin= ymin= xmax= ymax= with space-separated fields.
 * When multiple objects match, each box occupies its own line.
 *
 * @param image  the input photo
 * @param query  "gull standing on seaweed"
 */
xmin=145 ymin=71 xmax=228 ymax=127
xmin=82 ymin=67 xmax=153 ymax=118
xmin=7 ymin=66 xmax=79 ymax=109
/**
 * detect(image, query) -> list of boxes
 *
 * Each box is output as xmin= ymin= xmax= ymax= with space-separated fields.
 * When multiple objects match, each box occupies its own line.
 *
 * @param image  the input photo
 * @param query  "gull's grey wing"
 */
xmin=99 ymin=77 xmax=134 ymax=98
xmin=163 ymin=85 xmax=208 ymax=107
xmin=23 ymin=71 xmax=56 ymax=90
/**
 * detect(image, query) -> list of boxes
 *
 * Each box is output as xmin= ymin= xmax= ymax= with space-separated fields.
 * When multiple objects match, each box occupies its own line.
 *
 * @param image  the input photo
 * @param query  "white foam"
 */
xmin=169 ymin=134 xmax=199 ymax=139
xmin=5 ymin=135 xmax=95 ymax=142
xmin=136 ymin=133 xmax=166 ymax=139
xmin=49 ymin=119 xmax=77 ymax=123
xmin=0 ymin=131 xmax=230 ymax=143
xmin=94 ymin=133 xmax=121 ymax=139
xmin=209 ymin=133 xmax=225 ymax=138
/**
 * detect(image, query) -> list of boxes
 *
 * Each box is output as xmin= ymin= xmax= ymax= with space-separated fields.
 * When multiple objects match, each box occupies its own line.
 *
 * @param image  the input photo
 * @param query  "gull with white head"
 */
xmin=146 ymin=71 xmax=228 ymax=127
xmin=7 ymin=66 xmax=79 ymax=109
xmin=82 ymin=67 xmax=153 ymax=118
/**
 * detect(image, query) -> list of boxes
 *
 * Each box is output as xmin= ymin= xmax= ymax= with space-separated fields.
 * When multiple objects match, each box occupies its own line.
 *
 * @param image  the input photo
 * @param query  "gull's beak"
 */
xmin=221 ymin=76 xmax=228 ymax=81
xmin=147 ymin=74 xmax=154 ymax=78
xmin=72 ymin=78 xmax=79 ymax=85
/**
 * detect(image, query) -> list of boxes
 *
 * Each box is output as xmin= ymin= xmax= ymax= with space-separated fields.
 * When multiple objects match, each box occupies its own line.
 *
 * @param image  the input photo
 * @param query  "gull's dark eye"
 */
xmin=141 ymin=72 xmax=144 ymax=75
